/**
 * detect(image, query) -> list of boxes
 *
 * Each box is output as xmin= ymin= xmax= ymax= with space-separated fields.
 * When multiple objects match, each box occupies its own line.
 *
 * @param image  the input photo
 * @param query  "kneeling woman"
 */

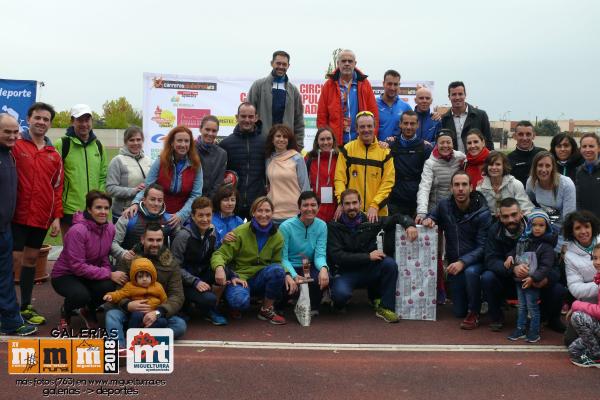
xmin=210 ymin=196 xmax=290 ymax=324
xmin=51 ymin=191 xmax=128 ymax=330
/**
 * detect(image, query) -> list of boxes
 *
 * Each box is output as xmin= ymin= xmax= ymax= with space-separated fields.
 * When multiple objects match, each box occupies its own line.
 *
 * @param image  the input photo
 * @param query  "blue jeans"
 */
xmin=516 ymin=285 xmax=540 ymax=336
xmin=105 ymin=308 xmax=187 ymax=348
xmin=0 ymin=230 xmax=24 ymax=332
xmin=128 ymin=311 xmax=168 ymax=329
xmin=225 ymin=264 xmax=286 ymax=311
xmin=447 ymin=263 xmax=483 ymax=318
xmin=331 ymin=256 xmax=398 ymax=310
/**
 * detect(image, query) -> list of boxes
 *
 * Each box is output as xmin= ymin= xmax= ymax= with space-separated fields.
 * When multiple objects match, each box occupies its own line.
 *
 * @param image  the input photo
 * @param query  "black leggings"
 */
xmin=51 ymin=275 xmax=115 ymax=315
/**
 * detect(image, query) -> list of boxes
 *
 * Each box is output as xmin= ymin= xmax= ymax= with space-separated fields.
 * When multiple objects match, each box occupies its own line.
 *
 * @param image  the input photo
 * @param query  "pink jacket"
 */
xmin=51 ymin=212 xmax=114 ymax=280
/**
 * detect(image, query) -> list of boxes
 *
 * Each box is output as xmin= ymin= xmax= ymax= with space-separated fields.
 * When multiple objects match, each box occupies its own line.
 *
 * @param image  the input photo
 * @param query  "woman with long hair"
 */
xmin=265 ymin=124 xmax=310 ymax=224
xmin=125 ymin=125 xmax=203 ymax=227
xmin=550 ymin=133 xmax=583 ymax=183
xmin=304 ymin=127 xmax=338 ymax=222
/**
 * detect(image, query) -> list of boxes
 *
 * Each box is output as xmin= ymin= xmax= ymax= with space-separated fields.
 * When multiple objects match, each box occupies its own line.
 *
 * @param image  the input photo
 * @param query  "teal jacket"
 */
xmin=55 ymin=127 xmax=107 ymax=215
xmin=210 ymin=222 xmax=284 ymax=281
xmin=279 ymin=216 xmax=328 ymax=278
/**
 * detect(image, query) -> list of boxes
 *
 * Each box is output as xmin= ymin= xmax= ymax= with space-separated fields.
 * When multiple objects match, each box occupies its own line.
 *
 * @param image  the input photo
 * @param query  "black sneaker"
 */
xmin=1 ymin=323 xmax=38 ymax=336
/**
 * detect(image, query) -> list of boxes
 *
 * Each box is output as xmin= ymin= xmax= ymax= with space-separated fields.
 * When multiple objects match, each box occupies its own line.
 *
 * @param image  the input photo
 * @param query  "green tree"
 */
xmin=51 ymin=110 xmax=71 ymax=128
xmin=102 ymin=97 xmax=142 ymax=128
xmin=535 ymin=119 xmax=560 ymax=136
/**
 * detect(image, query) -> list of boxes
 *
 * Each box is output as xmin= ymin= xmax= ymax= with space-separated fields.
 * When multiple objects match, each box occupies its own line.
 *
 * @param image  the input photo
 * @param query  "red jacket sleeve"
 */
xmin=53 ymin=157 xmax=64 ymax=219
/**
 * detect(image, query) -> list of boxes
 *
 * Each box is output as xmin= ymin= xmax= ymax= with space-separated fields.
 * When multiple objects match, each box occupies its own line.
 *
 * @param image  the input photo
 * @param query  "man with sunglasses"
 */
xmin=334 ymin=111 xmax=394 ymax=223
xmin=317 ymin=49 xmax=378 ymax=145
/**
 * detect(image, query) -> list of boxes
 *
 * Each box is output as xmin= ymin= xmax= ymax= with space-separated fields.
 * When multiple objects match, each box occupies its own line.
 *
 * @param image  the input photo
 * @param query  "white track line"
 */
xmin=0 ymin=337 xmax=566 ymax=352
xmin=175 ymin=340 xmax=566 ymax=352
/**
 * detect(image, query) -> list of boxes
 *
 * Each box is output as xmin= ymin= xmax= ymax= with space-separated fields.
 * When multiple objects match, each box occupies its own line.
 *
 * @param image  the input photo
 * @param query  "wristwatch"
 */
xmin=155 ymin=310 xmax=161 ymax=317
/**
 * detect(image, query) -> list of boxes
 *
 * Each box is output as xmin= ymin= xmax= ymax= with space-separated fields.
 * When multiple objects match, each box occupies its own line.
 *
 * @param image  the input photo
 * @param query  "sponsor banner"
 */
xmin=0 ymin=78 xmax=37 ymax=132
xmin=395 ymin=225 xmax=438 ymax=321
xmin=143 ymin=72 xmax=433 ymax=159
xmin=126 ymin=328 xmax=173 ymax=374
xmin=8 ymin=338 xmax=118 ymax=374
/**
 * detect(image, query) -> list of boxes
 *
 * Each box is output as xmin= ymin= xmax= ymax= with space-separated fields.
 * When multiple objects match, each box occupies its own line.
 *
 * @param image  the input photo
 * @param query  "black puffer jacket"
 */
xmin=218 ymin=122 xmax=266 ymax=211
xmin=327 ymin=213 xmax=415 ymax=275
xmin=576 ymin=160 xmax=600 ymax=218
xmin=428 ymin=191 xmax=492 ymax=266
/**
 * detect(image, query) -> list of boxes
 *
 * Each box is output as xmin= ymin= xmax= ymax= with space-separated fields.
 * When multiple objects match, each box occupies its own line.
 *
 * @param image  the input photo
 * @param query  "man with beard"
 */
xmin=422 ymin=171 xmax=492 ymax=329
xmin=248 ymin=50 xmax=305 ymax=147
xmin=482 ymin=198 xmax=567 ymax=332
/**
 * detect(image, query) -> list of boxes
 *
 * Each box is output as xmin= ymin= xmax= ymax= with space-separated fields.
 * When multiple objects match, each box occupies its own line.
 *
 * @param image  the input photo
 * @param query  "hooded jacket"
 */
xmin=115 ymin=244 xmax=184 ymax=317
xmin=195 ymin=138 xmax=227 ymax=198
xmin=317 ymin=68 xmax=379 ymax=144
xmin=565 ymin=235 xmax=600 ymax=303
xmin=248 ymin=73 xmax=305 ymax=146
xmin=51 ymin=211 xmax=114 ymax=280
xmin=327 ymin=213 xmax=415 ymax=275
xmin=509 ymin=231 xmax=559 ymax=283
xmin=477 ymin=174 xmax=534 ymax=216
xmin=334 ymin=138 xmax=395 ymax=216
xmin=54 ymin=127 xmax=107 ymax=215
xmin=416 ymin=149 xmax=466 ymax=215
xmin=12 ymin=131 xmax=63 ymax=229
xmin=106 ymin=146 xmax=152 ymax=217
xmin=427 ymin=191 xmax=492 ymax=266
xmin=266 ymin=149 xmax=310 ymax=219
xmin=218 ymin=122 xmax=267 ymax=211
xmin=576 ymin=160 xmax=600 ymax=219
xmin=210 ymin=221 xmax=284 ymax=281
xmin=104 ymin=257 xmax=167 ymax=308
xmin=171 ymin=223 xmax=217 ymax=287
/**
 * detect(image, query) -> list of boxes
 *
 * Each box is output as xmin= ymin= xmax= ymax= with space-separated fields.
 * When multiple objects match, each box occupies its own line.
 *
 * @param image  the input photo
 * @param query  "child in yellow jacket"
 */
xmin=103 ymin=257 xmax=168 ymax=328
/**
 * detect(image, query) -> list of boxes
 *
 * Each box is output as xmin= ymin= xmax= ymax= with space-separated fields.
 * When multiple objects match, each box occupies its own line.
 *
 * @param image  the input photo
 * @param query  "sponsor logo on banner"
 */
xmin=177 ymin=91 xmax=198 ymax=98
xmin=152 ymin=77 xmax=216 ymax=91
xmin=216 ymin=116 xmax=236 ymax=127
xmin=126 ymin=329 xmax=173 ymax=374
xmin=151 ymin=106 xmax=175 ymax=128
xmin=7 ymin=338 xmax=118 ymax=374
xmin=177 ymin=108 xmax=210 ymax=129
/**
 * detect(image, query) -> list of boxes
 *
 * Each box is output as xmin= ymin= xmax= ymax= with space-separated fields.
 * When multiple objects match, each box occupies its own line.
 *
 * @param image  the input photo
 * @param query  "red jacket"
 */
xmin=305 ymin=151 xmax=338 ymax=222
xmin=13 ymin=133 xmax=63 ymax=229
xmin=317 ymin=68 xmax=379 ymax=145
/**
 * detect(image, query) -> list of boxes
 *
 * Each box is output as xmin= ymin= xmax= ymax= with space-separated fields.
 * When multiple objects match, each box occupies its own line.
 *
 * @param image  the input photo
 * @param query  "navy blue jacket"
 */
xmin=415 ymin=108 xmax=441 ymax=143
xmin=428 ymin=191 xmax=491 ymax=266
xmin=0 ymin=146 xmax=16 ymax=232
xmin=218 ymin=121 xmax=266 ymax=211
xmin=389 ymin=138 xmax=432 ymax=210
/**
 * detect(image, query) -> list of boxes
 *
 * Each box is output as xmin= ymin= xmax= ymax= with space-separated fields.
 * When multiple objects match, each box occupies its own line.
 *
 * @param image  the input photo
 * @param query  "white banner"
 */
xmin=395 ymin=225 xmax=438 ymax=321
xmin=143 ymin=72 xmax=434 ymax=159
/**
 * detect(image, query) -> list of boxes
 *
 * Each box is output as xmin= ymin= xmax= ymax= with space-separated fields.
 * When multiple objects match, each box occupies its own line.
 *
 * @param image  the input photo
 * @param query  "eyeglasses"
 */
xmin=356 ymin=111 xmax=374 ymax=118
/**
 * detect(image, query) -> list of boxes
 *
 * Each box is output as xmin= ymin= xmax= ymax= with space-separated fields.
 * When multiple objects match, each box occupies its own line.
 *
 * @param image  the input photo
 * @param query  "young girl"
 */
xmin=505 ymin=209 xmax=557 ymax=343
xmin=568 ymin=244 xmax=600 ymax=367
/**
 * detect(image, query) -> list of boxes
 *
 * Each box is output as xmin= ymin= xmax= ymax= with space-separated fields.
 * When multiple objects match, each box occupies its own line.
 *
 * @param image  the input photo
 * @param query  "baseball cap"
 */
xmin=70 ymin=104 xmax=93 ymax=118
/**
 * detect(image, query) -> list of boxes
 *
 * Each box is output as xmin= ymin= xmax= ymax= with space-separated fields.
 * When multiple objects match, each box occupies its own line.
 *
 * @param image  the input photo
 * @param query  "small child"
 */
xmin=568 ymin=244 xmax=600 ymax=367
xmin=103 ymin=257 xmax=168 ymax=329
xmin=504 ymin=209 xmax=557 ymax=343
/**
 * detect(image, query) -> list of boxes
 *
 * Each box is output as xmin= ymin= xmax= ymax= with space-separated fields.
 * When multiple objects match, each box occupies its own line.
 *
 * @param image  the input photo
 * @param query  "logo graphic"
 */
xmin=177 ymin=90 xmax=198 ymax=98
xmin=126 ymin=328 xmax=173 ymax=374
xmin=8 ymin=338 xmax=118 ymax=374
xmin=40 ymin=339 xmax=71 ymax=374
xmin=8 ymin=339 xmax=39 ymax=374
xmin=152 ymin=77 xmax=216 ymax=91
xmin=177 ymin=108 xmax=210 ymax=129
xmin=150 ymin=106 xmax=175 ymax=128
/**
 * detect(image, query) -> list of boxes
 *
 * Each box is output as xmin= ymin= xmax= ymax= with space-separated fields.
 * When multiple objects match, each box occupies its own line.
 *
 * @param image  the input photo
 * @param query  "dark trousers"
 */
xmin=51 ymin=275 xmax=115 ymax=315
xmin=183 ymin=286 xmax=217 ymax=313
xmin=331 ymin=256 xmax=399 ymax=310
xmin=447 ymin=263 xmax=483 ymax=318
xmin=0 ymin=230 xmax=23 ymax=332
xmin=128 ymin=311 xmax=168 ymax=329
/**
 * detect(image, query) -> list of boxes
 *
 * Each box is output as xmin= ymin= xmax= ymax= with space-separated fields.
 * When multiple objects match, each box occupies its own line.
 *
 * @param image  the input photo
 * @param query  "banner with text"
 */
xmin=143 ymin=72 xmax=434 ymax=159
xmin=0 ymin=79 xmax=37 ymax=132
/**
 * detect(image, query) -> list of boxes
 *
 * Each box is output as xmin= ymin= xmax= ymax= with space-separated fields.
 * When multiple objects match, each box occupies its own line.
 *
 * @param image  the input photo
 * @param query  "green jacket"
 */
xmin=210 ymin=222 xmax=284 ymax=281
xmin=55 ymin=127 xmax=107 ymax=215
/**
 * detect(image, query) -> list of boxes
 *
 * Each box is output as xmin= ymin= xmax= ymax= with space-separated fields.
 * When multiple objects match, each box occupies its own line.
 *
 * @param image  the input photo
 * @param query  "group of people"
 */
xmin=1 ymin=48 xmax=600 ymax=368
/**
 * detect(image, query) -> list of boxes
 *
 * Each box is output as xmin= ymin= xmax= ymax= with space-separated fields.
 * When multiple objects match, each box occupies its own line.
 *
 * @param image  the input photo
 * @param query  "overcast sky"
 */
xmin=3 ymin=0 xmax=598 ymax=121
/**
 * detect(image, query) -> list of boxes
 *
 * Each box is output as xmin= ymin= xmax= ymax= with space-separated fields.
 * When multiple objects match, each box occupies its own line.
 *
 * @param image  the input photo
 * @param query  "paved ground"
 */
xmin=1 ymin=269 xmax=597 ymax=400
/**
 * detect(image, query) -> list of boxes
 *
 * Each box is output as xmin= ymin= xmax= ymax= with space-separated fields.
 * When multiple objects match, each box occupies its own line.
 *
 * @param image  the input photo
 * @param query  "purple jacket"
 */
xmin=51 ymin=212 xmax=115 ymax=280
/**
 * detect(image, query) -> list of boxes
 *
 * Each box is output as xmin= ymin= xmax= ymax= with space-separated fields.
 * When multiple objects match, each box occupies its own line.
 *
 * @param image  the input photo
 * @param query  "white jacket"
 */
xmin=416 ymin=150 xmax=465 ymax=215
xmin=477 ymin=174 xmax=534 ymax=216
xmin=565 ymin=235 xmax=600 ymax=303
